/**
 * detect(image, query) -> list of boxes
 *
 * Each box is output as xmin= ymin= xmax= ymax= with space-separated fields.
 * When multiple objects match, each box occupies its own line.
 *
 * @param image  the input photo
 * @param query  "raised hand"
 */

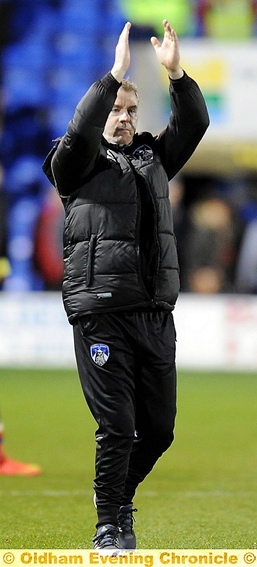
xmin=151 ymin=20 xmax=183 ymax=79
xmin=111 ymin=22 xmax=131 ymax=83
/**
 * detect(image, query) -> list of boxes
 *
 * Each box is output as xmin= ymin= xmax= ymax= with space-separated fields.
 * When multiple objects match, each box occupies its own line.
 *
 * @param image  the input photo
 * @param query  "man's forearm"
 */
xmin=51 ymin=73 xmax=121 ymax=196
xmin=158 ymin=73 xmax=209 ymax=179
xmin=72 ymin=73 xmax=121 ymax=136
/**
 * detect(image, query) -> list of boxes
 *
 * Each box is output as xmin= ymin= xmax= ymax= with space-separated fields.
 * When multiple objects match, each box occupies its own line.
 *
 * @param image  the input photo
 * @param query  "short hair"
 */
xmin=121 ymin=79 xmax=139 ymax=101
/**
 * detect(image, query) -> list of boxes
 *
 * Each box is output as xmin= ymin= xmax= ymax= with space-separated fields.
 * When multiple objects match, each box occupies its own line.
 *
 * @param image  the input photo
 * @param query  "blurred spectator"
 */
xmin=169 ymin=176 xmax=188 ymax=284
xmin=235 ymin=219 xmax=257 ymax=293
xmin=225 ymin=174 xmax=257 ymax=293
xmin=188 ymin=266 xmax=225 ymax=294
xmin=169 ymin=176 xmax=243 ymax=294
xmin=180 ymin=194 xmax=242 ymax=293
xmin=34 ymin=187 xmax=64 ymax=290
xmin=233 ymin=177 xmax=257 ymax=294
xmin=199 ymin=0 xmax=256 ymax=39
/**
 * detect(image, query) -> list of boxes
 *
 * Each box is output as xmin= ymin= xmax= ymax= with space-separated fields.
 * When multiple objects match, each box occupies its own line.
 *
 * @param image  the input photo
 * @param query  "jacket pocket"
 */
xmin=87 ymin=234 xmax=96 ymax=286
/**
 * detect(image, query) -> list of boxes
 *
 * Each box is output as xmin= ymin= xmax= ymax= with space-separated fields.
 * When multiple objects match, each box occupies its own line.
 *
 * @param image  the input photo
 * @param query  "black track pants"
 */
xmin=73 ymin=309 xmax=177 ymax=527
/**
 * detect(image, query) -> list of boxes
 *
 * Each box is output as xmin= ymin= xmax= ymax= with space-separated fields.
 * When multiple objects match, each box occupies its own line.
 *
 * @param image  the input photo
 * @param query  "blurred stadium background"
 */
xmin=0 ymin=1 xmax=257 ymax=549
xmin=0 ymin=0 xmax=257 ymax=370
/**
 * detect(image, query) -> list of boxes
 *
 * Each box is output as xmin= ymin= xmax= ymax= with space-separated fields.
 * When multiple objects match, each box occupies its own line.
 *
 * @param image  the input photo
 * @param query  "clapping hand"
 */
xmin=111 ymin=22 xmax=131 ymax=83
xmin=151 ymin=19 xmax=183 ymax=80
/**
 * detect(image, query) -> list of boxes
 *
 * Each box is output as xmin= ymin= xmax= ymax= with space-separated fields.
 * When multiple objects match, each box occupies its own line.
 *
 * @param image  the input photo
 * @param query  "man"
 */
xmin=43 ymin=20 xmax=209 ymax=550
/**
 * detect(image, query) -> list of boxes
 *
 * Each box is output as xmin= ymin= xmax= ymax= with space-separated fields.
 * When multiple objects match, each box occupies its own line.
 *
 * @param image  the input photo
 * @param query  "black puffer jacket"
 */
xmin=43 ymin=72 xmax=209 ymax=323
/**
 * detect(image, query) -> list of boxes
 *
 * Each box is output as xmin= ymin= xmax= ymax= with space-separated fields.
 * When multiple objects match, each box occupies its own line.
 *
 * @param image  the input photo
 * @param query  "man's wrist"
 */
xmin=111 ymin=68 xmax=124 ymax=83
xmin=101 ymin=72 xmax=122 ymax=91
xmin=167 ymin=67 xmax=184 ymax=80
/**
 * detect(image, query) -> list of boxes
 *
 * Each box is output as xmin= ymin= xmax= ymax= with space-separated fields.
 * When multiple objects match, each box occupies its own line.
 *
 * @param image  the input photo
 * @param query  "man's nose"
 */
xmin=119 ymin=109 xmax=130 ymax=121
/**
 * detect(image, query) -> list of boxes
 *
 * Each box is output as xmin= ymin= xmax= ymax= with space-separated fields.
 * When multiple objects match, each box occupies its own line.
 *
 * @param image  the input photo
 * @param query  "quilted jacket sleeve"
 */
xmin=51 ymin=73 xmax=121 ymax=197
xmin=156 ymin=72 xmax=210 ymax=180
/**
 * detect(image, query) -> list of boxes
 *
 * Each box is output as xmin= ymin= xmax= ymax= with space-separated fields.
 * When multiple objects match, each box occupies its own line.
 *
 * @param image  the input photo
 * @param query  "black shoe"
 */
xmin=118 ymin=504 xmax=138 ymax=549
xmin=93 ymin=524 xmax=121 ymax=551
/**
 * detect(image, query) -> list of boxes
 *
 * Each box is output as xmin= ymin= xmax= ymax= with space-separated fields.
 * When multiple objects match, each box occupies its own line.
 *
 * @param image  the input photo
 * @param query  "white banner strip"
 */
xmin=0 ymin=292 xmax=257 ymax=371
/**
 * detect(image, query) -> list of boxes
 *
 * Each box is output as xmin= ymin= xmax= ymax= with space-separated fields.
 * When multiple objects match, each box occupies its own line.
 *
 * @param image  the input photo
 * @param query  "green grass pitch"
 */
xmin=0 ymin=368 xmax=256 ymax=549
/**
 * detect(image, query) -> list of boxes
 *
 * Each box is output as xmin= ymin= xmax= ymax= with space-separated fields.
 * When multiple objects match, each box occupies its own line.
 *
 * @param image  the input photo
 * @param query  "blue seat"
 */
xmin=4 ymin=66 xmax=47 ymax=110
xmin=3 ymin=40 xmax=51 ymax=69
xmin=47 ymin=104 xmax=76 ymax=138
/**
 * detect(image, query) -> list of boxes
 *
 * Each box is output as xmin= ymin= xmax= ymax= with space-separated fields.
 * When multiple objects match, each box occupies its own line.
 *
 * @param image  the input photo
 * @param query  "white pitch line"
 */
xmin=0 ymin=489 xmax=255 ymax=498
xmin=0 ymin=489 xmax=92 ymax=497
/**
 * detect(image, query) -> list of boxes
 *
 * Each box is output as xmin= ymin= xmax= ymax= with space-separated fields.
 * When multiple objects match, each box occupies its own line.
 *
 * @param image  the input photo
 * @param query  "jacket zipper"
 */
xmin=142 ymin=174 xmax=160 ymax=298
xmin=87 ymin=234 xmax=96 ymax=286
xmin=121 ymin=150 xmax=159 ymax=302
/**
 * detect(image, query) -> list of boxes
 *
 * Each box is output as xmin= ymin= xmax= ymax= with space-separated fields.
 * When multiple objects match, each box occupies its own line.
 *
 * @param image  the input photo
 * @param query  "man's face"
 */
xmin=103 ymin=87 xmax=138 ymax=146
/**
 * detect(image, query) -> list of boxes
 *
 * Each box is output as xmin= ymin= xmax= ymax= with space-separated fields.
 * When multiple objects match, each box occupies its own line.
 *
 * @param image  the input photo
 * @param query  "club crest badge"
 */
xmin=90 ymin=344 xmax=110 ymax=367
xmin=132 ymin=145 xmax=153 ymax=163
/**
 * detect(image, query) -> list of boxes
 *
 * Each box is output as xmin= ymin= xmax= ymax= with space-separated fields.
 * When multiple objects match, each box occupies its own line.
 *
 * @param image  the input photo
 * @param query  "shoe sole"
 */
xmin=118 ymin=534 xmax=136 ymax=550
